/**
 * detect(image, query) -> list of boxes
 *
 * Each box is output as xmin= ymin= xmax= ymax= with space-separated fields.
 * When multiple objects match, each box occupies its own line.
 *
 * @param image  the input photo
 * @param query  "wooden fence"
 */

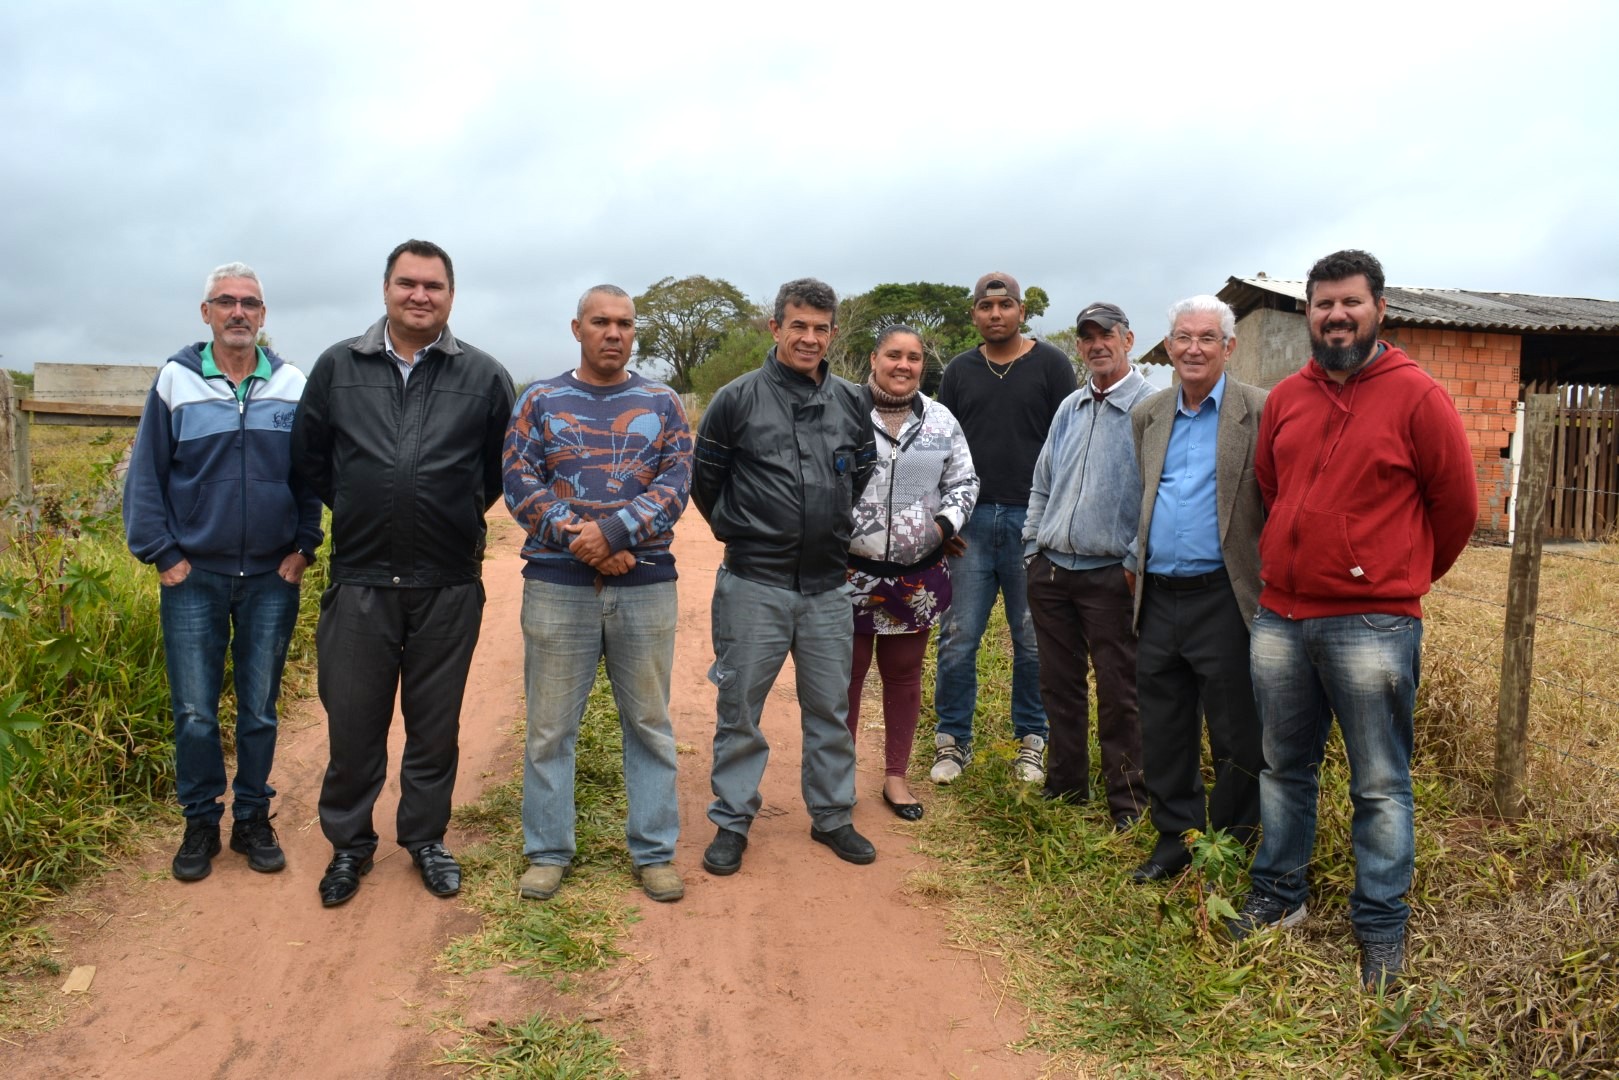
xmin=1523 ymin=380 xmax=1619 ymax=541
xmin=2 ymin=363 xmax=156 ymax=502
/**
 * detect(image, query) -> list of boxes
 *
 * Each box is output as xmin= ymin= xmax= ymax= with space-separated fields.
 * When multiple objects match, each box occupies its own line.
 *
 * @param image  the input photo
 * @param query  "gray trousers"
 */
xmin=316 ymin=582 xmax=484 ymax=856
xmin=706 ymin=567 xmax=856 ymax=834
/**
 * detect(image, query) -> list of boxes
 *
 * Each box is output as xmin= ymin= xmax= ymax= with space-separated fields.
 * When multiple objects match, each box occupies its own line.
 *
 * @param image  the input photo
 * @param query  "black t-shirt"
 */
xmin=937 ymin=339 xmax=1076 ymax=507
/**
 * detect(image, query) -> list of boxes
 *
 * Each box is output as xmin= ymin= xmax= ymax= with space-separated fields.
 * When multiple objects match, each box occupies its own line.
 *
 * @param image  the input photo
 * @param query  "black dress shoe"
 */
xmin=412 ymin=842 xmax=461 ymax=897
xmin=882 ymin=790 xmax=925 ymax=821
xmin=1040 ymin=786 xmax=1088 ymax=805
xmin=702 ymin=827 xmax=748 ymax=876
xmin=810 ymin=823 xmax=876 ymax=864
xmin=1112 ymin=813 xmax=1141 ymax=834
xmin=319 ymin=852 xmax=374 ymax=907
xmin=1130 ymin=835 xmax=1192 ymax=883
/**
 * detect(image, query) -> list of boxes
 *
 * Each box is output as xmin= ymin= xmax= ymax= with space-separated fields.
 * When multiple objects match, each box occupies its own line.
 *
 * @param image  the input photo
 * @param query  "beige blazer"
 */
xmin=1128 ymin=377 xmax=1268 ymax=630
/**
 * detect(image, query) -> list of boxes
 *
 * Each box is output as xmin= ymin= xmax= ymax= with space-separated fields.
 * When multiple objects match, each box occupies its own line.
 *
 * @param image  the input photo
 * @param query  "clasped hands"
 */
xmin=562 ymin=518 xmax=635 ymax=576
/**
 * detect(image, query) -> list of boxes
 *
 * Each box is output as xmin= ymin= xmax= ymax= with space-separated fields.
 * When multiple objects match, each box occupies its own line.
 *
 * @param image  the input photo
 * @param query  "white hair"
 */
xmin=204 ymin=262 xmax=260 ymax=300
xmin=1166 ymin=294 xmax=1236 ymax=340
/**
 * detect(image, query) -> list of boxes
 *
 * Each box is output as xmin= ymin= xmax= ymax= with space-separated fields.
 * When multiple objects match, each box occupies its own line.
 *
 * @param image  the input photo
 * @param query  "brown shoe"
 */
xmin=633 ymin=862 xmax=685 ymax=902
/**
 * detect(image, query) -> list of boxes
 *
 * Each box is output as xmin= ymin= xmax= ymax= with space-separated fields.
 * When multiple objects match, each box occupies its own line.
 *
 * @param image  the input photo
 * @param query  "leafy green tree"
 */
xmin=632 ymin=276 xmax=756 ymax=393
xmin=690 ymin=324 xmax=773 ymax=400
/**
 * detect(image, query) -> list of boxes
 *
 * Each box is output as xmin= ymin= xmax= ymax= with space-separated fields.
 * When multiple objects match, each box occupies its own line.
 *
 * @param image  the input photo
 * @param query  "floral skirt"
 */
xmin=848 ymin=558 xmax=952 ymax=636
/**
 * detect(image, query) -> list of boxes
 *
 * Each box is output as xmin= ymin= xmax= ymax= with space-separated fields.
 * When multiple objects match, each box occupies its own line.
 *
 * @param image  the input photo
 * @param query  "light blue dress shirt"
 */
xmin=1145 ymin=373 xmax=1227 ymax=576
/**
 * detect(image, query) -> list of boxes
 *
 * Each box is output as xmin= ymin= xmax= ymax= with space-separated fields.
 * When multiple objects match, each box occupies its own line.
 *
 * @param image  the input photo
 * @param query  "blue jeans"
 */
xmin=159 ymin=566 xmax=301 ymax=823
xmin=520 ymin=578 xmax=680 ymax=867
xmin=933 ymin=504 xmax=1046 ymax=746
xmin=1247 ymin=607 xmax=1422 ymax=942
xmin=707 ymin=568 xmax=856 ymax=834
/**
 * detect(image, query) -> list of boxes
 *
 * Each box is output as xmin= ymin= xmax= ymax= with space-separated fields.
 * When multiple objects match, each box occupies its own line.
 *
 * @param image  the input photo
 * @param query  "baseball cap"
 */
xmin=1076 ymin=301 xmax=1129 ymax=331
xmin=972 ymin=272 xmax=1022 ymax=304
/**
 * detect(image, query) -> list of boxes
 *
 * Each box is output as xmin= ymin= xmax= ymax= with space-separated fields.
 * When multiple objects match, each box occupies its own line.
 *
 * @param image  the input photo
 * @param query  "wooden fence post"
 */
xmin=1 ymin=372 xmax=29 ymax=506
xmin=1493 ymin=393 xmax=1556 ymax=819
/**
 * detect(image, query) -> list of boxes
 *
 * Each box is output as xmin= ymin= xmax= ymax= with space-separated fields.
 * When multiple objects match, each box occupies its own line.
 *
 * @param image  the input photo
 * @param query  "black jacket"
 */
xmin=291 ymin=318 xmax=516 ymax=587
xmin=693 ymin=351 xmax=875 ymax=594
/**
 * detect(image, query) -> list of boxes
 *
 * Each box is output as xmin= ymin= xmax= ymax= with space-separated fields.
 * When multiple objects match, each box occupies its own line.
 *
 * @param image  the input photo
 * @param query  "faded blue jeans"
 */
xmin=520 ymin=578 xmax=680 ymax=868
xmin=707 ymin=568 xmax=857 ymax=835
xmin=933 ymin=503 xmax=1046 ymax=747
xmin=160 ymin=566 xmax=301 ymax=823
xmin=1247 ymin=607 xmax=1423 ymax=942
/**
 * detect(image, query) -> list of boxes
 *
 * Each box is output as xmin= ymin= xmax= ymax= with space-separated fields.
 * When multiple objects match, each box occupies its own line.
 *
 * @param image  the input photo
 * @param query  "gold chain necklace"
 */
xmin=984 ymin=355 xmax=1016 ymax=379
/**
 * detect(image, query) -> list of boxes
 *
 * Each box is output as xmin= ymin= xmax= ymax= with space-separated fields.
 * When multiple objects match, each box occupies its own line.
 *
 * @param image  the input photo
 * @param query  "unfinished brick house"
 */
xmin=1141 ymin=277 xmax=1619 ymax=539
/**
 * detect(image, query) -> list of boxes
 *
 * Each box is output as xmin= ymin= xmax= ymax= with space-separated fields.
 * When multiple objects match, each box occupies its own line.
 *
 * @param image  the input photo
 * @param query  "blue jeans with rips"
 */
xmin=159 ymin=566 xmax=301 ymax=823
xmin=520 ymin=578 xmax=680 ymax=868
xmin=933 ymin=503 xmax=1046 ymax=747
xmin=1247 ymin=607 xmax=1423 ymax=942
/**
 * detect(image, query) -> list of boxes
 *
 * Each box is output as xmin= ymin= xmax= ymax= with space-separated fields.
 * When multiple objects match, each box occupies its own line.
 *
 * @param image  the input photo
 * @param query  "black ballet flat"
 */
xmin=882 ymin=789 xmax=925 ymax=821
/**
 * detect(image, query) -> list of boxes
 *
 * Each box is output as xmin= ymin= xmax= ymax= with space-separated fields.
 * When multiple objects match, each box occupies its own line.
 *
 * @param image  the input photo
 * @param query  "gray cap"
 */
xmin=972 ymin=272 xmax=1022 ymax=304
xmin=1076 ymin=301 xmax=1129 ymax=332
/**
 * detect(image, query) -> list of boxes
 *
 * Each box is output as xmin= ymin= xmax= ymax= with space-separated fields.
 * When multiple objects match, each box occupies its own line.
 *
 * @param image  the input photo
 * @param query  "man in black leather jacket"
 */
xmin=291 ymin=239 xmax=515 ymax=908
xmin=692 ymin=277 xmax=877 ymax=876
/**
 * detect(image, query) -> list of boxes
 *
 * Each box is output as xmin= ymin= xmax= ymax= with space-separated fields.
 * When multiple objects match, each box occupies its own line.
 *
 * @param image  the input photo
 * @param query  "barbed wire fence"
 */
xmin=1428 ymin=394 xmax=1619 ymax=814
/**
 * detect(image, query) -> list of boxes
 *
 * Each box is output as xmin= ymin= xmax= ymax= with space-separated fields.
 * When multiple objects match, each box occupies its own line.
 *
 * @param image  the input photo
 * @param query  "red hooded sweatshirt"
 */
xmin=1255 ymin=343 xmax=1478 ymax=619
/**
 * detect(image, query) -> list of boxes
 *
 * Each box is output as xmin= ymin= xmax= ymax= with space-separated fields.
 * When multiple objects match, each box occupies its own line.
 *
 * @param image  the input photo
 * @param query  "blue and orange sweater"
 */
xmin=502 ymin=371 xmax=693 ymax=586
xmin=124 ymin=343 xmax=323 ymax=576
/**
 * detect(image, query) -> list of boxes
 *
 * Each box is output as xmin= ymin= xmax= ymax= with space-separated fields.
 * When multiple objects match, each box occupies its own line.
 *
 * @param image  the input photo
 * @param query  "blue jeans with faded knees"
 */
xmin=1247 ymin=608 xmax=1422 ymax=942
xmin=160 ymin=566 xmax=301 ymax=823
xmin=933 ymin=503 xmax=1046 ymax=747
xmin=521 ymin=578 xmax=680 ymax=867
xmin=707 ymin=568 xmax=857 ymax=835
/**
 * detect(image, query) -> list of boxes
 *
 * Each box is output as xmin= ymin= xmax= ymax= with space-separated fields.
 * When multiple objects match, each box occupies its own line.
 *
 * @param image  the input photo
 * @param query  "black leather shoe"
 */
xmin=1040 ymin=786 xmax=1088 ymax=805
xmin=1130 ymin=835 xmax=1192 ymax=883
xmin=702 ymin=827 xmax=748 ymax=876
xmin=1112 ymin=813 xmax=1141 ymax=834
xmin=412 ymin=842 xmax=461 ymax=897
xmin=882 ymin=790 xmax=925 ymax=821
xmin=319 ymin=852 xmax=374 ymax=907
xmin=810 ymin=823 xmax=876 ymax=865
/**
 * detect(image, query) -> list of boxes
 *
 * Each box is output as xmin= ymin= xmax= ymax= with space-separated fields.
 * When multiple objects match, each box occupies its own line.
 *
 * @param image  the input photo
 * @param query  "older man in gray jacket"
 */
xmin=1023 ymin=302 xmax=1154 ymax=827
xmin=1124 ymin=295 xmax=1267 ymax=883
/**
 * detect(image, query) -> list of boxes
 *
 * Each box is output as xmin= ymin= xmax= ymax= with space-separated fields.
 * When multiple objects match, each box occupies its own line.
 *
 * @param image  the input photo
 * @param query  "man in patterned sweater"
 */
xmin=502 ymin=284 xmax=693 ymax=903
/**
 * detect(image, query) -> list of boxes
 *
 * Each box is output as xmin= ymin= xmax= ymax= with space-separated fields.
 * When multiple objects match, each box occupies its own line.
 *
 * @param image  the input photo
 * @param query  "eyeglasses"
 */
xmin=206 ymin=295 xmax=264 ymax=312
xmin=1170 ymin=332 xmax=1223 ymax=348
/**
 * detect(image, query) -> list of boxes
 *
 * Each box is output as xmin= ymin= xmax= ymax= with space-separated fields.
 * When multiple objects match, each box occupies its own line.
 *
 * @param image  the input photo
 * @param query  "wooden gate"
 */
xmin=1525 ymin=381 xmax=1619 ymax=541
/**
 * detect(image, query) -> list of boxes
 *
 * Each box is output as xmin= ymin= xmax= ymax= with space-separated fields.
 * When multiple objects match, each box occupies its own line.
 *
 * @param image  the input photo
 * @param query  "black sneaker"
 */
xmin=1360 ymin=937 xmax=1405 ymax=991
xmin=229 ymin=811 xmax=286 ymax=873
xmin=1224 ymin=892 xmax=1307 ymax=940
xmin=172 ymin=819 xmax=221 ymax=881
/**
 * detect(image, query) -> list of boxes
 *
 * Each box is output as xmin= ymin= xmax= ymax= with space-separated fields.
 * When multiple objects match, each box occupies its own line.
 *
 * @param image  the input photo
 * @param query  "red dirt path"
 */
xmin=0 ymin=514 xmax=1048 ymax=1079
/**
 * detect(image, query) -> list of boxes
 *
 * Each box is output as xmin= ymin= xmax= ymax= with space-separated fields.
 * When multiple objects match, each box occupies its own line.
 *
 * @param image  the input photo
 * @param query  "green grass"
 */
xmin=906 ymin=553 xmax=1619 ymax=1077
xmin=441 ymin=668 xmax=640 ymax=986
xmin=437 ymin=1012 xmax=632 ymax=1078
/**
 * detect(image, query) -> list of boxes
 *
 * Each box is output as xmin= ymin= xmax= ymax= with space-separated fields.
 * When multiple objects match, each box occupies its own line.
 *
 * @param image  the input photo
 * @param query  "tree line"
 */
xmin=633 ymin=276 xmax=1053 ymax=398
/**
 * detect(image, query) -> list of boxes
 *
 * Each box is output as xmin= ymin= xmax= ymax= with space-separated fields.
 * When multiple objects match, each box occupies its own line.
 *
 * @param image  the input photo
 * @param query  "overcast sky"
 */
xmin=4 ymin=1 xmax=1616 ymax=384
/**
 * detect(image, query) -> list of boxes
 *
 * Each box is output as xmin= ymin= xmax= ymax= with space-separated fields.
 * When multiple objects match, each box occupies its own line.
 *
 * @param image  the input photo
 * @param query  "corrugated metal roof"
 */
xmin=1222 ymin=277 xmax=1619 ymax=333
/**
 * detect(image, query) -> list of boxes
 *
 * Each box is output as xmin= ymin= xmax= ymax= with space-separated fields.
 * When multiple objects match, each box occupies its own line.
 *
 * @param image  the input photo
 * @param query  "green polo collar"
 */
xmin=201 ymin=344 xmax=271 ymax=400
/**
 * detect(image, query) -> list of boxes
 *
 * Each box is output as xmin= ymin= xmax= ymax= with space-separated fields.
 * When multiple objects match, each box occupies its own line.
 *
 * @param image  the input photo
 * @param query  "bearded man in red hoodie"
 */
xmin=1225 ymin=250 xmax=1477 ymax=991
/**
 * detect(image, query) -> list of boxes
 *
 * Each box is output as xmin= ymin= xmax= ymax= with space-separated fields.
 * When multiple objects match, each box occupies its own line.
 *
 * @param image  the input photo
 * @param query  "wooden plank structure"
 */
xmin=1525 ymin=380 xmax=1619 ymax=541
xmin=2 ymin=362 xmax=157 ymax=503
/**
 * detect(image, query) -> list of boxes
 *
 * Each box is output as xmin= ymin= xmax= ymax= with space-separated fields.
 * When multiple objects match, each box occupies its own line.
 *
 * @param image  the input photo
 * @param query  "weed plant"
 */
xmin=910 ymin=539 xmax=1619 ymax=1077
xmin=0 ymin=427 xmax=324 ymax=943
xmin=442 ymin=667 xmax=639 ymax=984
xmin=437 ymin=1012 xmax=631 ymax=1079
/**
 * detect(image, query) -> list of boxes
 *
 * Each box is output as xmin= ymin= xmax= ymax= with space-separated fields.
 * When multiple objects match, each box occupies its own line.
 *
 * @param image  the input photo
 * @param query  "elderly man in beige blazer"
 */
xmin=1122 ymin=295 xmax=1268 ymax=883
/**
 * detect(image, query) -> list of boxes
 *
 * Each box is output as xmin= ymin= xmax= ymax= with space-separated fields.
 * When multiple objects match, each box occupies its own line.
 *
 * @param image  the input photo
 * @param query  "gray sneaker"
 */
xmin=1360 ymin=936 xmax=1405 ymax=990
xmin=1013 ymin=734 xmax=1046 ymax=783
xmin=930 ymin=734 xmax=972 ymax=784
xmin=1225 ymin=892 xmax=1308 ymax=940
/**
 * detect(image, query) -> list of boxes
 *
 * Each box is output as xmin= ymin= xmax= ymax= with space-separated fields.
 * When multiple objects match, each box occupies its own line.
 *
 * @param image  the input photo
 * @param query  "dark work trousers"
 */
xmin=1136 ymin=570 xmax=1263 ymax=847
xmin=315 ymin=581 xmax=484 ymax=857
xmin=1025 ymin=554 xmax=1146 ymax=817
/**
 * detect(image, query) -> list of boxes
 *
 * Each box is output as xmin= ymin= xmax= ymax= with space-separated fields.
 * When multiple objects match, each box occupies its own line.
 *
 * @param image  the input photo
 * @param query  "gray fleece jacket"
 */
xmin=1023 ymin=367 xmax=1155 ymax=569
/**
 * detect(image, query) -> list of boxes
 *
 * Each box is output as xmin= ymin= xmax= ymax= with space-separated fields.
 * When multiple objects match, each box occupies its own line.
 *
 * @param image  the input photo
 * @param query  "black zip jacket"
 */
xmin=291 ymin=317 xmax=516 ymax=587
xmin=693 ymin=350 xmax=876 ymax=594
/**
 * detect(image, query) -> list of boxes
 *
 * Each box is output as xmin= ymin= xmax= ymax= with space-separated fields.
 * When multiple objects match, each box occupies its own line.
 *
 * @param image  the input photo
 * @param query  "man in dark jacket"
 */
xmin=291 ymin=239 xmax=515 ymax=908
xmin=124 ymin=261 xmax=322 ymax=882
xmin=692 ymin=277 xmax=877 ymax=876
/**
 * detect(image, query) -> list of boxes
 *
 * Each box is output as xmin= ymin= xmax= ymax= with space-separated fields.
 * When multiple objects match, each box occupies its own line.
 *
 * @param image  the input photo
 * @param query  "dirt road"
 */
xmin=2 ymin=514 xmax=1042 ymax=1078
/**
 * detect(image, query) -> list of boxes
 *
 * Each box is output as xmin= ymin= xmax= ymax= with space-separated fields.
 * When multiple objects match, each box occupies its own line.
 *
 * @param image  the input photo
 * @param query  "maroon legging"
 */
xmin=845 ymin=630 xmax=931 ymax=778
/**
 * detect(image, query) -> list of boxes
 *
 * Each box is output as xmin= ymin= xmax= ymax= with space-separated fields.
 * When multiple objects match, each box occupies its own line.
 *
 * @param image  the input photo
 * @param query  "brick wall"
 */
xmin=1384 ymin=327 xmax=1521 ymax=535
